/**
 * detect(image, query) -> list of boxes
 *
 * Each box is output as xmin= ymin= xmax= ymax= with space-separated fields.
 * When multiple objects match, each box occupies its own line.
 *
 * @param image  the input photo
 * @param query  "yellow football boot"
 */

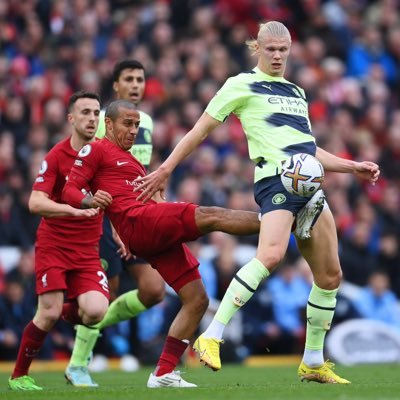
xmin=298 ymin=360 xmax=350 ymax=384
xmin=193 ymin=334 xmax=223 ymax=371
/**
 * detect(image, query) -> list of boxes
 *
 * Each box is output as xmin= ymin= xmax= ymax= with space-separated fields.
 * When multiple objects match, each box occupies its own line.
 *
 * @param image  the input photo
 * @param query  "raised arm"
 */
xmin=316 ymin=146 xmax=380 ymax=185
xmin=134 ymin=112 xmax=222 ymax=202
xmin=29 ymin=190 xmax=99 ymax=218
xmin=62 ymin=173 xmax=112 ymax=210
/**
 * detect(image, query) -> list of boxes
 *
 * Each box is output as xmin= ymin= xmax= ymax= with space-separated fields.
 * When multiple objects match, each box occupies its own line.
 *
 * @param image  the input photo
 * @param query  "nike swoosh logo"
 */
xmin=117 ymin=161 xmax=128 ymax=166
xmin=198 ymin=349 xmax=206 ymax=358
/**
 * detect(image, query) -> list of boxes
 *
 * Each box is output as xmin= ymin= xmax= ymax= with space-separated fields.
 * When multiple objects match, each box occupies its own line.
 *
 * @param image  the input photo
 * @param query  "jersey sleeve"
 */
xmin=62 ymin=143 xmax=101 ymax=208
xmin=32 ymin=149 xmax=59 ymax=195
xmin=205 ymin=77 xmax=243 ymax=122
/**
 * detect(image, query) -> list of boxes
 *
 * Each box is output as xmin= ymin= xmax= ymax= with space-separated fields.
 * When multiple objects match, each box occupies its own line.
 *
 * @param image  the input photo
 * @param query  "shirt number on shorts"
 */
xmin=97 ymin=271 xmax=109 ymax=292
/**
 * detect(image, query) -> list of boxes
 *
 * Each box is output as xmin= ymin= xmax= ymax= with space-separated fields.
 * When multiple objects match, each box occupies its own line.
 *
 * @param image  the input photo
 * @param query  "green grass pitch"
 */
xmin=1 ymin=363 xmax=399 ymax=400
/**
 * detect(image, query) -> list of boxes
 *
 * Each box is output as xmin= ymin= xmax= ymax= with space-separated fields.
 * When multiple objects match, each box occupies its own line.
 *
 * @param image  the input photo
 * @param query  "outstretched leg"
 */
xmin=195 ymin=206 xmax=260 ymax=236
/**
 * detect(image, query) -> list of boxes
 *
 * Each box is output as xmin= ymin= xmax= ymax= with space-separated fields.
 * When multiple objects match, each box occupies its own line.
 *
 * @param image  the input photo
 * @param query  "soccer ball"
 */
xmin=280 ymin=153 xmax=324 ymax=197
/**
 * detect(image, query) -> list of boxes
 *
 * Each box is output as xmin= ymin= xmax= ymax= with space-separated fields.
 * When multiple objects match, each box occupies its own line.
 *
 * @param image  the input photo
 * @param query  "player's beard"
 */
xmin=77 ymin=130 xmax=95 ymax=144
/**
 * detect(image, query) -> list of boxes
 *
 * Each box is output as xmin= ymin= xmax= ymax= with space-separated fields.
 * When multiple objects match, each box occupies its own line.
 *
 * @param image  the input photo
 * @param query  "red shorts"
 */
xmin=35 ymin=246 xmax=109 ymax=300
xmin=124 ymin=202 xmax=202 ymax=292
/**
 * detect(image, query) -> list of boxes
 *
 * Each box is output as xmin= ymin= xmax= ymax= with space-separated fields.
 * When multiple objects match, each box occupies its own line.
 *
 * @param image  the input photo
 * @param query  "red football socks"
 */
xmin=154 ymin=335 xmax=188 ymax=376
xmin=12 ymin=321 xmax=48 ymax=378
xmin=61 ymin=301 xmax=83 ymax=325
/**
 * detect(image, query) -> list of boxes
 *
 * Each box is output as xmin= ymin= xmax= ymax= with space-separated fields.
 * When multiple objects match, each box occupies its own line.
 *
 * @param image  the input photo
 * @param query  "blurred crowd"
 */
xmin=1 ymin=0 xmax=400 ymax=363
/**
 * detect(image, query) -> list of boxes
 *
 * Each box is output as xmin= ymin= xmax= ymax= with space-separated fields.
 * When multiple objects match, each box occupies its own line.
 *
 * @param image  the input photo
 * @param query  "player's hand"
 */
xmin=353 ymin=161 xmax=380 ymax=185
xmin=71 ymin=207 xmax=100 ymax=217
xmin=111 ymin=226 xmax=133 ymax=260
xmin=134 ymin=168 xmax=169 ymax=203
xmin=91 ymin=190 xmax=113 ymax=209
xmin=116 ymin=243 xmax=133 ymax=261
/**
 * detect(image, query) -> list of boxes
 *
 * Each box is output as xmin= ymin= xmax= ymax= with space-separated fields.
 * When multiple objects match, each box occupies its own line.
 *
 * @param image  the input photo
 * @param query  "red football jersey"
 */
xmin=64 ymin=138 xmax=155 ymax=239
xmin=33 ymin=137 xmax=103 ymax=251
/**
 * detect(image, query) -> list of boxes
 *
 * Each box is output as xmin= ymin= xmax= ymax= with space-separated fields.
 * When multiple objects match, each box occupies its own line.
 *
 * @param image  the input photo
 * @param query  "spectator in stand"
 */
xmin=209 ymin=233 xmax=241 ymax=302
xmin=353 ymin=270 xmax=400 ymax=332
xmin=0 ymin=276 xmax=52 ymax=361
xmin=347 ymin=24 xmax=398 ymax=84
xmin=243 ymin=257 xmax=310 ymax=356
xmin=0 ymin=96 xmax=29 ymax=146
xmin=340 ymin=219 xmax=378 ymax=286
xmin=376 ymin=184 xmax=400 ymax=236
xmin=377 ymin=230 xmax=400 ymax=297
xmin=379 ymin=124 xmax=400 ymax=183
xmin=0 ymin=183 xmax=31 ymax=248
xmin=265 ymin=259 xmax=310 ymax=354
xmin=6 ymin=248 xmax=36 ymax=304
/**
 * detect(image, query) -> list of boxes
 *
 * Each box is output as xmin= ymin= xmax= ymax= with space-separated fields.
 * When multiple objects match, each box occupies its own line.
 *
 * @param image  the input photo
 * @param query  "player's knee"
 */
xmin=316 ymin=267 xmax=343 ymax=290
xmin=327 ymin=268 xmax=342 ymax=288
xmin=83 ymin=309 xmax=106 ymax=326
xmin=141 ymin=285 xmax=165 ymax=307
xmin=37 ymin=306 xmax=61 ymax=328
xmin=82 ymin=303 xmax=108 ymax=325
xmin=258 ymin=251 xmax=285 ymax=270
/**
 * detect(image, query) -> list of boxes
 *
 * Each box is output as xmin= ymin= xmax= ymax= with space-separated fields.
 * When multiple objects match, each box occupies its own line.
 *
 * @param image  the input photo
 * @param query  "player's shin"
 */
xmin=11 ymin=321 xmax=48 ymax=379
xmin=207 ymin=258 xmax=269 ymax=337
xmin=221 ymin=210 xmax=260 ymax=235
xmin=303 ymin=283 xmax=338 ymax=367
xmin=194 ymin=259 xmax=269 ymax=371
xmin=154 ymin=336 xmax=189 ymax=376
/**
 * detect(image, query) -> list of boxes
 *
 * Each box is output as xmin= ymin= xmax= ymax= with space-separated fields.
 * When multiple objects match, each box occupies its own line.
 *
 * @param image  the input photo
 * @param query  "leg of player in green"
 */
xmin=194 ymin=197 xmax=350 ymax=384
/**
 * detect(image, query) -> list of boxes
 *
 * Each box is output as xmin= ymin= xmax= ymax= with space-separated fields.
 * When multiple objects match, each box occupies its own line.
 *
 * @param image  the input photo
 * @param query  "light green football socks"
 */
xmin=204 ymin=258 xmax=270 ymax=339
xmin=303 ymin=282 xmax=338 ymax=367
xmin=69 ymin=289 xmax=148 ymax=367
xmin=95 ymin=289 xmax=147 ymax=330
xmin=69 ymin=325 xmax=101 ymax=367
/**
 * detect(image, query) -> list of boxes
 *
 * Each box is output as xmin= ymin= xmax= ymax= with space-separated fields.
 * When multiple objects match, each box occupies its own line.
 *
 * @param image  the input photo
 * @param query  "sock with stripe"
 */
xmin=302 ymin=282 xmax=338 ymax=367
xmin=204 ymin=258 xmax=270 ymax=339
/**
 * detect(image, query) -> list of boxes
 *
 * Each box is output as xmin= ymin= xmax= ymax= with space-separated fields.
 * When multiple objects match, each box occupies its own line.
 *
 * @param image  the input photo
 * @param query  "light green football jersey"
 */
xmin=205 ymin=67 xmax=316 ymax=183
xmin=96 ymin=109 xmax=154 ymax=167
